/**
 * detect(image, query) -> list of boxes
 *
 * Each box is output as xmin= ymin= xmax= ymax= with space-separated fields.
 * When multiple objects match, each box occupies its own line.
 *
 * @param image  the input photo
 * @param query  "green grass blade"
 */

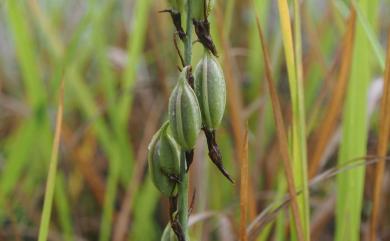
xmin=128 ymin=179 xmax=159 ymax=241
xmin=353 ymin=1 xmax=384 ymax=70
xmin=335 ymin=0 xmax=385 ymax=71
xmin=247 ymin=0 xmax=270 ymax=100
xmin=117 ymin=0 xmax=153 ymax=127
xmin=38 ymin=80 xmax=64 ymax=241
xmin=0 ymin=0 xmax=49 ymax=219
xmin=276 ymin=0 xmax=310 ymax=240
xmin=55 ymin=173 xmax=74 ymax=241
xmin=0 ymin=120 xmax=37 ymax=202
xmin=336 ymin=1 xmax=378 ymax=241
xmin=292 ymin=1 xmax=310 ymax=240
xmin=5 ymin=0 xmax=46 ymax=109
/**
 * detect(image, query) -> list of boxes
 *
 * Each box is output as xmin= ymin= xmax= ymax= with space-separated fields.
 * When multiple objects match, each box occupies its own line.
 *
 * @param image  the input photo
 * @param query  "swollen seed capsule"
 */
xmin=194 ymin=52 xmax=226 ymax=130
xmin=148 ymin=122 xmax=181 ymax=196
xmin=169 ymin=66 xmax=202 ymax=150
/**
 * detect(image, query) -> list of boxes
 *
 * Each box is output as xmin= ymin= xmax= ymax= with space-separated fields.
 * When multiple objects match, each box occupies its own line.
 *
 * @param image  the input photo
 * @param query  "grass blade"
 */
xmin=369 ymin=32 xmax=390 ymax=241
xmin=292 ymin=1 xmax=310 ymax=239
xmin=308 ymin=11 xmax=356 ymax=178
xmin=336 ymin=1 xmax=376 ymax=241
xmin=240 ymin=129 xmax=249 ymax=241
xmin=276 ymin=0 xmax=309 ymax=239
xmin=334 ymin=0 xmax=384 ymax=71
xmin=117 ymin=0 xmax=153 ymax=127
xmin=55 ymin=173 xmax=74 ymax=241
xmin=5 ymin=0 xmax=46 ymax=109
xmin=215 ymin=6 xmax=258 ymax=220
xmin=38 ymin=78 xmax=65 ymax=241
xmin=352 ymin=1 xmax=385 ymax=71
xmin=254 ymin=10 xmax=305 ymax=241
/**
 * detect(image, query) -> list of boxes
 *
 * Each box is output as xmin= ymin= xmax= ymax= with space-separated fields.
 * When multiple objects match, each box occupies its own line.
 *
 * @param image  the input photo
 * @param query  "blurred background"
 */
xmin=0 ymin=0 xmax=390 ymax=241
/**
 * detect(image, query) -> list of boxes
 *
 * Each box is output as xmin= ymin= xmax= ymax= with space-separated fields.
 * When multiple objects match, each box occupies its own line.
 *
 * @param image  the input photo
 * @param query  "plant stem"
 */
xmin=184 ymin=0 xmax=192 ymax=66
xmin=178 ymin=152 xmax=189 ymax=241
xmin=178 ymin=1 xmax=192 ymax=240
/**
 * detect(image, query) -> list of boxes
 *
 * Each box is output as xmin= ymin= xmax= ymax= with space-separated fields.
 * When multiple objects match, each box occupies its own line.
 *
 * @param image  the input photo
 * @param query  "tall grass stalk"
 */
xmin=292 ymin=1 xmax=310 ymax=240
xmin=38 ymin=79 xmax=65 ymax=241
xmin=99 ymin=0 xmax=152 ymax=239
xmin=55 ymin=173 xmax=74 ymax=241
xmin=0 ymin=1 xmax=46 ymax=203
xmin=276 ymin=0 xmax=310 ymax=240
xmin=254 ymin=8 xmax=305 ymax=241
xmin=336 ymin=1 xmax=376 ymax=241
xmin=117 ymin=0 xmax=153 ymax=127
xmin=239 ymin=130 xmax=249 ymax=241
xmin=369 ymin=32 xmax=390 ymax=241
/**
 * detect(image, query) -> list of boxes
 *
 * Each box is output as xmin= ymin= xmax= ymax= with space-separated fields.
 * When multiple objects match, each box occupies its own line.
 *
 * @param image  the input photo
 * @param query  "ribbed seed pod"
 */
xmin=194 ymin=52 xmax=226 ymax=130
xmin=169 ymin=66 xmax=202 ymax=150
xmin=161 ymin=224 xmax=178 ymax=241
xmin=192 ymin=0 xmax=215 ymax=20
xmin=148 ymin=122 xmax=181 ymax=196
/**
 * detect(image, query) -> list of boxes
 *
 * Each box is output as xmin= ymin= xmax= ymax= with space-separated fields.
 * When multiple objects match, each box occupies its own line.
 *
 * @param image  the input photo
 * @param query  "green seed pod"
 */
xmin=148 ymin=122 xmax=181 ymax=196
xmin=169 ymin=66 xmax=202 ymax=150
xmin=192 ymin=0 xmax=215 ymax=20
xmin=194 ymin=52 xmax=226 ymax=130
xmin=161 ymin=223 xmax=178 ymax=241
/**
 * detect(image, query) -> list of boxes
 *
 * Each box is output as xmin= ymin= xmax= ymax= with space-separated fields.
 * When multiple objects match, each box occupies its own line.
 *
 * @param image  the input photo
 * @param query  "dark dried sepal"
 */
xmin=203 ymin=128 xmax=234 ymax=183
xmin=185 ymin=67 xmax=195 ymax=90
xmin=185 ymin=150 xmax=194 ymax=172
xmin=193 ymin=19 xmax=218 ymax=57
xmin=160 ymin=9 xmax=186 ymax=40
xmin=171 ymin=220 xmax=185 ymax=241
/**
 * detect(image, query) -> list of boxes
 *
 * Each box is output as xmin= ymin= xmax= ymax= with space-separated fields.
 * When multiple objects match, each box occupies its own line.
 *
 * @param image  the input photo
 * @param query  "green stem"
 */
xmin=178 ymin=1 xmax=192 ymax=240
xmin=178 ymin=152 xmax=189 ymax=241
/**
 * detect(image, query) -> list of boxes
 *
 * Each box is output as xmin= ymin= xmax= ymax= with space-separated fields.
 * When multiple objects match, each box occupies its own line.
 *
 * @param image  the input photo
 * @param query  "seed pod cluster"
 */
xmin=149 ymin=2 xmax=231 ymax=240
xmin=148 ymin=122 xmax=181 ymax=197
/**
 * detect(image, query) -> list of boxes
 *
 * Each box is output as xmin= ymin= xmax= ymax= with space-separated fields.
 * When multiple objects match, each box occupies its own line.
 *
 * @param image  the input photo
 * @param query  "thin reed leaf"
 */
xmin=292 ymin=1 xmax=310 ymax=239
xmin=336 ymin=1 xmax=377 ymax=241
xmin=117 ymin=0 xmax=153 ymax=127
xmin=0 ymin=1 xmax=49 ymax=207
xmin=276 ymin=0 xmax=309 ymax=240
xmin=55 ymin=173 xmax=74 ymax=241
xmin=254 ymin=11 xmax=305 ymax=241
xmin=38 ymin=78 xmax=65 ymax=241
xmin=215 ymin=6 xmax=258 ymax=221
xmin=240 ymin=128 xmax=249 ymax=241
xmin=309 ymin=11 xmax=356 ymax=178
xmin=334 ymin=0 xmax=384 ymax=71
xmin=369 ymin=32 xmax=390 ymax=241
xmin=5 ymin=0 xmax=46 ymax=109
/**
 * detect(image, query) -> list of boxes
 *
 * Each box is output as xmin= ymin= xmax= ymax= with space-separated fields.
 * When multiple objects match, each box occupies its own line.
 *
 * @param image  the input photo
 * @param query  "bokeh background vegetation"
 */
xmin=0 ymin=0 xmax=390 ymax=241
